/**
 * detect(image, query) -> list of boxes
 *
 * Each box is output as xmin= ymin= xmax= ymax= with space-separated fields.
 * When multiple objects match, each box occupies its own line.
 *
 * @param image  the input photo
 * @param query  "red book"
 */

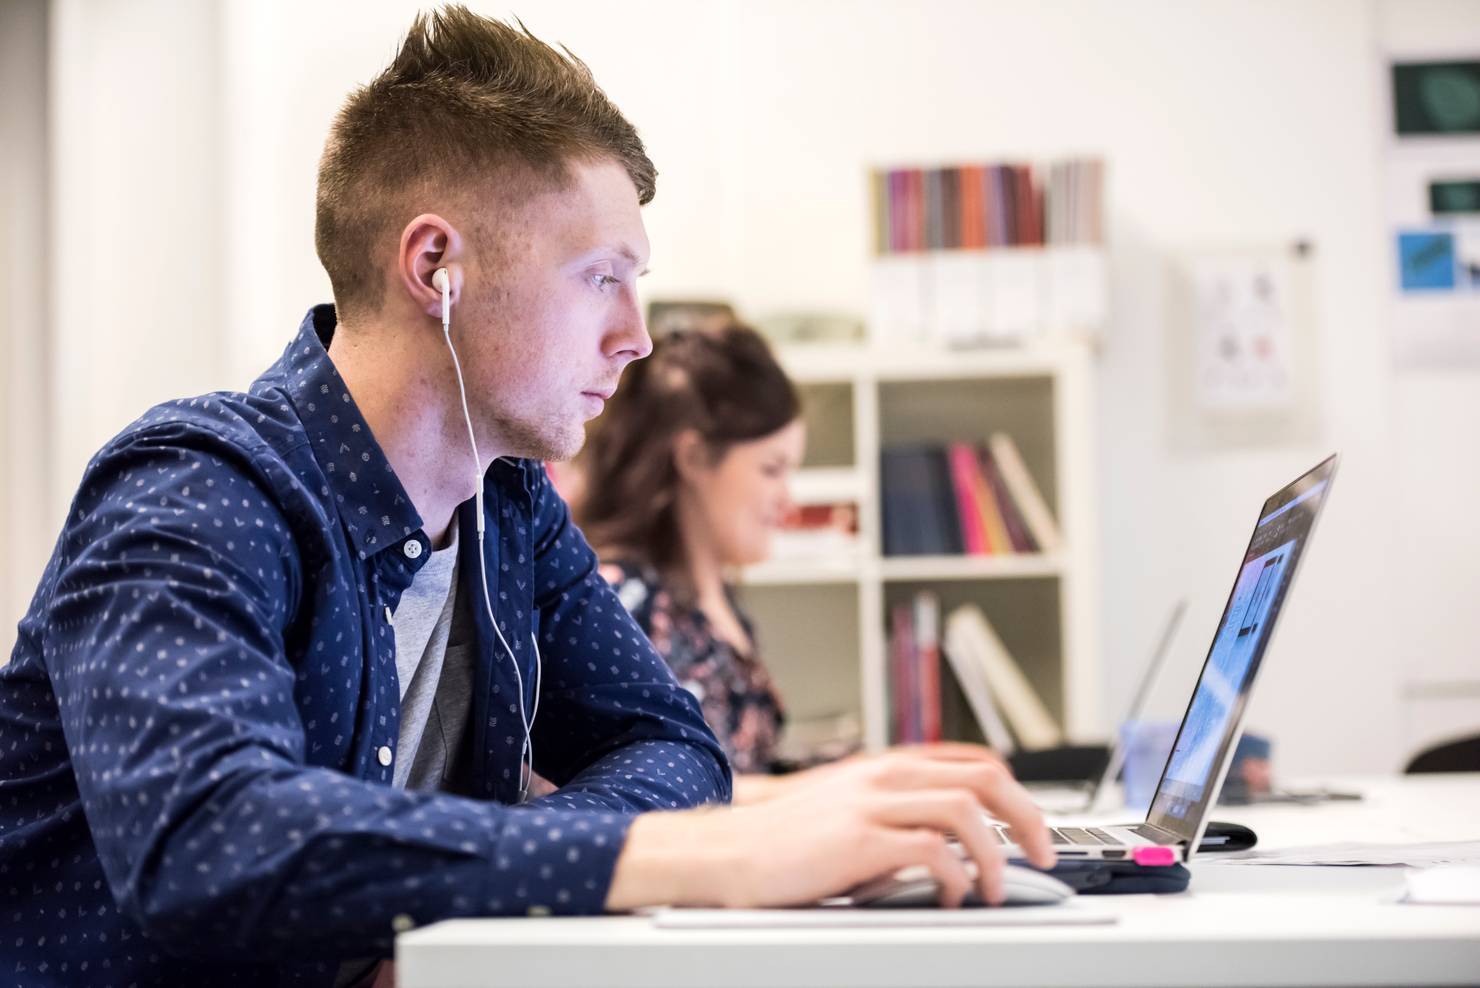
xmin=1031 ymin=168 xmax=1046 ymax=246
xmin=947 ymin=442 xmax=990 ymax=555
xmin=1013 ymin=165 xmax=1036 ymax=247
xmin=958 ymin=164 xmax=985 ymax=249
xmin=914 ymin=592 xmax=943 ymax=743
xmin=890 ymin=604 xmax=917 ymax=743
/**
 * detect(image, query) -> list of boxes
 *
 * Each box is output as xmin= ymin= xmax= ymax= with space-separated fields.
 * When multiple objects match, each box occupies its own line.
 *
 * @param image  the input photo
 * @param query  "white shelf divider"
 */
xmin=878 ymin=554 xmax=1064 ymax=582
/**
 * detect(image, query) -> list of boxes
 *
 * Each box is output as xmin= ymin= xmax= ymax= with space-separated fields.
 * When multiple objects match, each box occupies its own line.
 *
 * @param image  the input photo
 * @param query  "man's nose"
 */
xmin=608 ymin=288 xmax=651 ymax=362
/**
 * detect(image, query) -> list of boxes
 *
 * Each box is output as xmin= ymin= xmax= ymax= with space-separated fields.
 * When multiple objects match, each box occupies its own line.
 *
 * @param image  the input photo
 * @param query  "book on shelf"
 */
xmin=942 ymin=604 xmax=1063 ymax=751
xmin=880 ymin=435 xmax=1057 ymax=558
xmin=880 ymin=445 xmax=963 ymax=557
xmin=887 ymin=591 xmax=943 ymax=744
xmin=988 ymin=432 xmax=1061 ymax=552
xmin=869 ymin=157 xmax=1107 ymax=348
xmin=889 ymin=601 xmax=917 ymax=743
xmin=980 ymin=448 xmax=1036 ymax=553
xmin=770 ymin=501 xmax=860 ymax=562
xmin=914 ymin=592 xmax=943 ymax=744
xmin=940 ymin=609 xmax=1016 ymax=754
xmin=946 ymin=442 xmax=990 ymax=554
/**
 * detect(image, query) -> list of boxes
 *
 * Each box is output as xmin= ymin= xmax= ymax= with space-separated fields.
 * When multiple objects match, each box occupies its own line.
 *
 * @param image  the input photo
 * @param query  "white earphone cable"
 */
xmin=439 ymin=270 xmax=537 ymax=801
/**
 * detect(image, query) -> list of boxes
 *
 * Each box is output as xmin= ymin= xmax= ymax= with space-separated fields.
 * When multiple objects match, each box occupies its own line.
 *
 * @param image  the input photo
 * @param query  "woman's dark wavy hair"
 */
xmin=575 ymin=323 xmax=800 ymax=580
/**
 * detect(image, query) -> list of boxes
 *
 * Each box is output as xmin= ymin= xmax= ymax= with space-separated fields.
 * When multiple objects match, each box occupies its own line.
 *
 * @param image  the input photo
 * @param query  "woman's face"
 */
xmin=684 ymin=419 xmax=806 ymax=568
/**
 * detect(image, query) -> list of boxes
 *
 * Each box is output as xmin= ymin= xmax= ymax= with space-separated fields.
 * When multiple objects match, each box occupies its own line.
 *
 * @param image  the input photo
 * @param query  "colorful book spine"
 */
xmin=980 ymin=446 xmax=1038 ymax=553
xmin=914 ymin=592 xmax=943 ymax=744
xmin=890 ymin=602 xmax=917 ymax=743
xmin=872 ymin=158 xmax=1105 ymax=256
xmin=959 ymin=164 xmax=985 ymax=249
xmin=969 ymin=452 xmax=1012 ymax=555
xmin=988 ymin=432 xmax=1061 ymax=552
xmin=872 ymin=169 xmax=890 ymax=255
xmin=906 ymin=169 xmax=926 ymax=251
xmin=946 ymin=442 xmax=990 ymax=555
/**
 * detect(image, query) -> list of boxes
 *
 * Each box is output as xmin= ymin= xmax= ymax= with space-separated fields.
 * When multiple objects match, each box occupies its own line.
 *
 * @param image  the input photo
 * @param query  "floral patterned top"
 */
xmin=601 ymin=559 xmax=786 ymax=774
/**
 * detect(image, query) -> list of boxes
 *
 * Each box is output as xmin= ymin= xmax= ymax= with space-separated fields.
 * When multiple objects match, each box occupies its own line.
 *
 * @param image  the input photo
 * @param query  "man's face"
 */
xmin=460 ymin=158 xmax=652 ymax=462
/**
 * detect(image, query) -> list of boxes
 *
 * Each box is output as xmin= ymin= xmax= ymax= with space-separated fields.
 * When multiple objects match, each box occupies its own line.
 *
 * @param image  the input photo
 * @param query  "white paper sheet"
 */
xmin=646 ymin=904 xmax=1116 ymax=929
xmin=1217 ymin=841 xmax=1480 ymax=868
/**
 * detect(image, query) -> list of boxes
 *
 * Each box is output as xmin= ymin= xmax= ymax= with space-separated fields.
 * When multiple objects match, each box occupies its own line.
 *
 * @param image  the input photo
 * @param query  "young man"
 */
xmin=0 ymin=7 xmax=1053 ymax=985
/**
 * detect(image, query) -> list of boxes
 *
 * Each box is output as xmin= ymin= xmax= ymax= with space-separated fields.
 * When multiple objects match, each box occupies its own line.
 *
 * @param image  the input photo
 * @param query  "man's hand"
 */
xmin=605 ymin=752 xmax=1055 ymax=911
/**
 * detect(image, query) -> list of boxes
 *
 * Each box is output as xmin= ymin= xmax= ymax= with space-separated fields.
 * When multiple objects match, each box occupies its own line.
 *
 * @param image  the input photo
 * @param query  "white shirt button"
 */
xmin=403 ymin=539 xmax=423 ymax=560
xmin=378 ymin=745 xmax=393 ymax=767
xmin=384 ymin=605 xmax=393 ymax=624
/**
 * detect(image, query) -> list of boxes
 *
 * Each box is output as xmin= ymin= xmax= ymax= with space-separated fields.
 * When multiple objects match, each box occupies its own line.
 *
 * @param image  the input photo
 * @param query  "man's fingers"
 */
xmin=867 ymin=789 xmax=1010 ymax=905
xmin=971 ymin=773 xmax=1057 ymax=871
xmin=872 ymin=827 xmax=973 ymax=908
xmin=866 ymin=759 xmax=1057 ymax=872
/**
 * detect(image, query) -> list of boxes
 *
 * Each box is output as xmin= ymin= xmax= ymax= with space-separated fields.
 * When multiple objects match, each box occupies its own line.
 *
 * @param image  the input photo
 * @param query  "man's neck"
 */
xmin=326 ymin=320 xmax=481 ymax=548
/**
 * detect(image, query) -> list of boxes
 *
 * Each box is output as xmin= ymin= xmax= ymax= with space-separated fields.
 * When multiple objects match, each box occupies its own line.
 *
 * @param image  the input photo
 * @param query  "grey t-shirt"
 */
xmin=391 ymin=525 xmax=475 ymax=791
xmin=335 ymin=527 xmax=477 ymax=987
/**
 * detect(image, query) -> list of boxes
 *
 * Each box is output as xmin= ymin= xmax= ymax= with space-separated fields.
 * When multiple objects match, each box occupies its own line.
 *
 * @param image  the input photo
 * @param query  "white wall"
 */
xmin=48 ymin=0 xmax=231 ymax=513
xmin=1377 ymin=0 xmax=1480 ymax=763
xmin=1 ymin=0 xmax=51 ymax=653
xmin=18 ymin=0 xmax=1480 ymax=772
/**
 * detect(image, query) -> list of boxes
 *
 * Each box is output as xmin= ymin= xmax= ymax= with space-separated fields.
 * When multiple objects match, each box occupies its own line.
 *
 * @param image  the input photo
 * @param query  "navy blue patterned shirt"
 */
xmin=0 ymin=305 xmax=730 ymax=987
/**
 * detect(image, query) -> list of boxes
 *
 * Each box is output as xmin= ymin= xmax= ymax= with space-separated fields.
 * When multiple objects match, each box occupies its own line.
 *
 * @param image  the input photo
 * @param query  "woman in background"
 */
xmin=575 ymin=324 xmax=998 ymax=802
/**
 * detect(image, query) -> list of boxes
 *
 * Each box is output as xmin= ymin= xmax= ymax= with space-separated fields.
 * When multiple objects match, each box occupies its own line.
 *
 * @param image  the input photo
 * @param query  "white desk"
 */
xmin=397 ymin=775 xmax=1480 ymax=987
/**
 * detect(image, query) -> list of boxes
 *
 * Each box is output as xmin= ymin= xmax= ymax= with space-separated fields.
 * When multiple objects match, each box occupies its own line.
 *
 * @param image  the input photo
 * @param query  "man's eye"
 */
xmin=592 ymin=273 xmax=620 ymax=290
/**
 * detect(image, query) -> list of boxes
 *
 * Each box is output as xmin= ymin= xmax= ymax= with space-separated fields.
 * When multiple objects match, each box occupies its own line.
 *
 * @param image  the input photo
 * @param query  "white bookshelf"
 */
xmin=738 ymin=339 xmax=1100 ymax=752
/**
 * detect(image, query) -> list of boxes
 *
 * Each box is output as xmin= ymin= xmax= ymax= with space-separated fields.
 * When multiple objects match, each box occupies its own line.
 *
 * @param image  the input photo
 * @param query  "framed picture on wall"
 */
xmin=1383 ymin=53 xmax=1480 ymax=368
xmin=1166 ymin=242 xmax=1320 ymax=450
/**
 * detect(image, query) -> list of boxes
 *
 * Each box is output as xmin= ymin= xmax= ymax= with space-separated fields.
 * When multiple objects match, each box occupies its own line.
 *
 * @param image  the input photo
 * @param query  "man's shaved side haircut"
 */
xmin=315 ymin=4 xmax=657 ymax=320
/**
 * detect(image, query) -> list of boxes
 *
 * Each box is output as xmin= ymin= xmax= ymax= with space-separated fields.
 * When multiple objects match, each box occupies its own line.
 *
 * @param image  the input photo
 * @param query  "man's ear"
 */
xmin=398 ymin=214 xmax=464 ymax=320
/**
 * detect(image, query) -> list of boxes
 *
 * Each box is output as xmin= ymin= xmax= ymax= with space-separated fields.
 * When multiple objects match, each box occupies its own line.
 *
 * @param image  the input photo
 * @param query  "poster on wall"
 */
xmin=1167 ymin=243 xmax=1319 ymax=450
xmin=1191 ymin=253 xmax=1296 ymax=412
xmin=1385 ymin=57 xmax=1480 ymax=369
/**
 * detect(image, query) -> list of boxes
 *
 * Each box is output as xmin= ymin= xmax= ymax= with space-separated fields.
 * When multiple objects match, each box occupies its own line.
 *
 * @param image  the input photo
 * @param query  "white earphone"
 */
xmin=434 ymin=266 xmax=542 ymax=802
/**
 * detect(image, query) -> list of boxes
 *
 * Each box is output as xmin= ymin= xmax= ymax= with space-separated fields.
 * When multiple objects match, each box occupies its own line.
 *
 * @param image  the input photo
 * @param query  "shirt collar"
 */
xmin=272 ymin=305 xmax=424 ymax=560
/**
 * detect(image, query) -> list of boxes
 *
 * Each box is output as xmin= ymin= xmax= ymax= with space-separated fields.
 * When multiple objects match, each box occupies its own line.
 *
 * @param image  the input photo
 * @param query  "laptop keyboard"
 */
xmin=997 ymin=826 xmax=1122 ymax=847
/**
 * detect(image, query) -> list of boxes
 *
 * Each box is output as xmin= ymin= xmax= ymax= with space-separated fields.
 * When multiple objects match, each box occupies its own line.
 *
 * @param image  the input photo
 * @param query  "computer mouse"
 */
xmin=848 ymin=861 xmax=1075 ymax=908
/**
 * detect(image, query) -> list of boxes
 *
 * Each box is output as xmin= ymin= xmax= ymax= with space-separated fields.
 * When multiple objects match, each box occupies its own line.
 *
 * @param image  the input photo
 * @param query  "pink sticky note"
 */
xmin=1132 ymin=845 xmax=1178 ymax=866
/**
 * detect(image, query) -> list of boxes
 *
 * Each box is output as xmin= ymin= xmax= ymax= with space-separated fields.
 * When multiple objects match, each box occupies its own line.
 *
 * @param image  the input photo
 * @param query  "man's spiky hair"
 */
xmin=315 ymin=5 xmax=656 ymax=319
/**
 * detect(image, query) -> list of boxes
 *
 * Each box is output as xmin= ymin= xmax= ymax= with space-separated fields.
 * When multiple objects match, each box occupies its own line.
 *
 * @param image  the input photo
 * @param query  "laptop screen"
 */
xmin=1145 ymin=455 xmax=1338 ymax=843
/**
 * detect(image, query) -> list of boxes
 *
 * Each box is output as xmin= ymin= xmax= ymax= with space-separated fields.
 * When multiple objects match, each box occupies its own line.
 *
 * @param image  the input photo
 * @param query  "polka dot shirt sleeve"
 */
xmin=33 ymin=437 xmax=632 ymax=960
xmin=523 ymin=464 xmax=733 ymax=811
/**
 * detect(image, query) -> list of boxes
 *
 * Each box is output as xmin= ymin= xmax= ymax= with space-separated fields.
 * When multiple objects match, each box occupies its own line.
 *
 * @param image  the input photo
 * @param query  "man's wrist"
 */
xmin=732 ymin=772 xmax=796 ymax=805
xmin=603 ymin=808 xmax=735 ymax=911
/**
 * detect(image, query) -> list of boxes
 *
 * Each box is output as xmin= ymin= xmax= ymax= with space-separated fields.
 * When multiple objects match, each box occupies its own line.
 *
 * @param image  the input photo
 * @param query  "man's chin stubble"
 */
xmin=495 ymin=415 xmax=584 ymax=463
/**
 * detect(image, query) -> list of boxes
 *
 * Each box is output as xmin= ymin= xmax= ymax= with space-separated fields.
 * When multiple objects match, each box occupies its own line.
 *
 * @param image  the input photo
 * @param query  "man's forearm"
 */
xmin=603 ymin=808 xmax=737 ymax=911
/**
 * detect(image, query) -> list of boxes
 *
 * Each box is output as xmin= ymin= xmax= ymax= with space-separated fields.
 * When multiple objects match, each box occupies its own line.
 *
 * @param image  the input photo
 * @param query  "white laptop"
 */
xmin=999 ymin=454 xmax=1339 ymax=863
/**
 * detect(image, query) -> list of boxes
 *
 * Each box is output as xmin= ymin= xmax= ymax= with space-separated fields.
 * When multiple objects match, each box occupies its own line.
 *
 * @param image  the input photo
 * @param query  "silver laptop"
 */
xmin=1000 ymin=454 xmax=1339 ymax=862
